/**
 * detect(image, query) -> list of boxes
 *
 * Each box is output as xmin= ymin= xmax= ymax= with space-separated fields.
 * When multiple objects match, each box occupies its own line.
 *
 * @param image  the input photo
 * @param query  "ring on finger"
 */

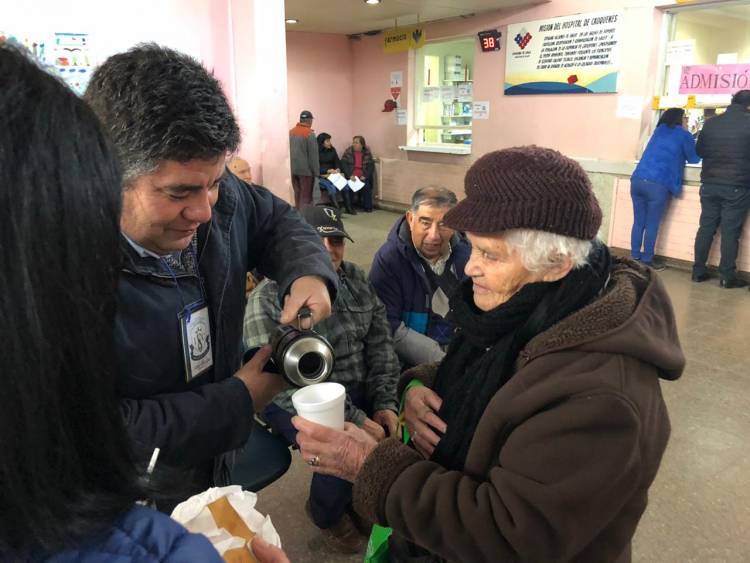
xmin=307 ymin=455 xmax=320 ymax=467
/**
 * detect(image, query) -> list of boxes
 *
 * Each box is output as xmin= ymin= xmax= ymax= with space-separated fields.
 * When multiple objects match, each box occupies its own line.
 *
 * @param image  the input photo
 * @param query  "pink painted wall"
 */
xmin=348 ymin=1 xmax=668 ymax=163
xmin=286 ymin=32 xmax=354 ymax=153
xmin=230 ymin=0 xmax=292 ymax=200
xmin=349 ymin=42 xmax=408 ymax=160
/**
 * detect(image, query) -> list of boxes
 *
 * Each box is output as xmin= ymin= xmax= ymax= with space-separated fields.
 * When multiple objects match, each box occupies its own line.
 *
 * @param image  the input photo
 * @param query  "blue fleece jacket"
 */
xmin=45 ymin=505 xmax=221 ymax=562
xmin=633 ymin=124 xmax=700 ymax=196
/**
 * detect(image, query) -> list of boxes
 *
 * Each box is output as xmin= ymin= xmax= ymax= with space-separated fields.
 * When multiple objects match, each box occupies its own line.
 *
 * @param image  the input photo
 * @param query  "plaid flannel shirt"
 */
xmin=243 ymin=261 xmax=399 ymax=425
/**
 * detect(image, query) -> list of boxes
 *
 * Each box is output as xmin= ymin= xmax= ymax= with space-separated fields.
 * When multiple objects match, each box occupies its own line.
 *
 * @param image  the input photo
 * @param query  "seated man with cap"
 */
xmin=243 ymin=205 xmax=399 ymax=554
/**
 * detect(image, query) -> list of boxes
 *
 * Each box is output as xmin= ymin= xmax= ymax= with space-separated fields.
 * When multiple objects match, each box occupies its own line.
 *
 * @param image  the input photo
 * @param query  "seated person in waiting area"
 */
xmin=243 ymin=205 xmax=399 ymax=554
xmin=227 ymin=156 xmax=253 ymax=184
xmin=369 ymin=187 xmax=470 ymax=367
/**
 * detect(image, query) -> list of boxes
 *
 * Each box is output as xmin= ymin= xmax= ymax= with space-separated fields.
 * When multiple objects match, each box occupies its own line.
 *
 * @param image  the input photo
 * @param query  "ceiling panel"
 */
xmin=284 ymin=0 xmax=546 ymax=35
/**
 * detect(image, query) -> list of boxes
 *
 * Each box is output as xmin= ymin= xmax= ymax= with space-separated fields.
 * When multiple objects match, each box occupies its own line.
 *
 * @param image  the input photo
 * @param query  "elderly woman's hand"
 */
xmin=404 ymin=386 xmax=447 ymax=458
xmin=292 ymin=416 xmax=378 ymax=482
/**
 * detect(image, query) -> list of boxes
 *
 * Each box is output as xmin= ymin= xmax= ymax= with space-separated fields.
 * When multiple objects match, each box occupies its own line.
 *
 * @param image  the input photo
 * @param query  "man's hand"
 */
xmin=373 ymin=409 xmax=399 ymax=438
xmin=404 ymin=386 xmax=447 ymax=458
xmin=361 ymin=417 xmax=386 ymax=442
xmin=280 ymin=275 xmax=332 ymax=327
xmin=234 ymin=346 xmax=288 ymax=410
xmin=293 ymin=416 xmax=378 ymax=482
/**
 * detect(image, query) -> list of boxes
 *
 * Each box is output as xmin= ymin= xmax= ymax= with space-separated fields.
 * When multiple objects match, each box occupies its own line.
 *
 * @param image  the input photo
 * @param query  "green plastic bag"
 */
xmin=364 ymin=523 xmax=393 ymax=563
xmin=363 ymin=379 xmax=423 ymax=563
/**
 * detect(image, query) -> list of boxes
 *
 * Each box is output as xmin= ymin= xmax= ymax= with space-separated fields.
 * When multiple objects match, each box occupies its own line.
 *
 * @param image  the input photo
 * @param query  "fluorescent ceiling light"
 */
xmin=285 ymin=18 xmax=299 ymax=24
xmin=364 ymin=0 xmax=382 ymax=5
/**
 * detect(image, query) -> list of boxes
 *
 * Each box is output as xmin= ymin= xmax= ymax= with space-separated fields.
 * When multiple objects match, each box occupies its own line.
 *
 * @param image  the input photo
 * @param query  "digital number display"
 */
xmin=478 ymin=30 xmax=502 ymax=52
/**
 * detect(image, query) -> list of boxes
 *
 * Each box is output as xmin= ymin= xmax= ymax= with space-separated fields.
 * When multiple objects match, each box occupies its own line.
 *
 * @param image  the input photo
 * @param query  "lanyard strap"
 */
xmin=161 ymin=244 xmax=208 ymax=321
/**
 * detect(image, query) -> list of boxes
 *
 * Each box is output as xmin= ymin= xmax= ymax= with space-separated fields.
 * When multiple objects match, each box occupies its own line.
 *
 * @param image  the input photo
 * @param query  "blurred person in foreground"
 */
xmin=0 ymin=42 xmax=290 ymax=563
xmin=0 ymin=42 xmax=222 ymax=562
xmin=293 ymin=147 xmax=685 ymax=563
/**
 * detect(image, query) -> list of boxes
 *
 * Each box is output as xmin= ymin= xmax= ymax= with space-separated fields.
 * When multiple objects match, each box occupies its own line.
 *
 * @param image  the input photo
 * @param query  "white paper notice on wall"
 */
xmin=665 ymin=39 xmax=695 ymax=66
xmin=390 ymin=71 xmax=403 ymax=88
xmin=717 ymin=53 xmax=738 ymax=64
xmin=472 ymin=101 xmax=490 ymax=120
xmin=457 ymin=83 xmax=473 ymax=97
xmin=616 ymin=95 xmax=643 ymax=120
xmin=422 ymin=87 xmax=439 ymax=102
xmin=441 ymin=86 xmax=457 ymax=101
xmin=396 ymin=109 xmax=407 ymax=126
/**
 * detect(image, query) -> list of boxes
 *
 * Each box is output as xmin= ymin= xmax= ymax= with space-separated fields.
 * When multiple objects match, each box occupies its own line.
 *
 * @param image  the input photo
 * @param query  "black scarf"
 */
xmin=431 ymin=242 xmax=612 ymax=471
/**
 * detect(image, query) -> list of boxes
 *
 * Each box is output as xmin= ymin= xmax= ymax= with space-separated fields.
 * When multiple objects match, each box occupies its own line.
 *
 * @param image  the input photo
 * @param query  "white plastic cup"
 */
xmin=291 ymin=382 xmax=346 ymax=430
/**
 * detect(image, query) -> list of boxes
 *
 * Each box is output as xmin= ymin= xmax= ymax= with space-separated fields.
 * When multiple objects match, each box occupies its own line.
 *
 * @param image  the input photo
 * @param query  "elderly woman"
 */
xmin=293 ymin=146 xmax=684 ymax=563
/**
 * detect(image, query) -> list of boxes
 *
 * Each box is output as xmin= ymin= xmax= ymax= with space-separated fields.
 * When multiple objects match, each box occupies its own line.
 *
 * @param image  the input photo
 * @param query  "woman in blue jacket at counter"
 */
xmin=630 ymin=108 xmax=700 ymax=270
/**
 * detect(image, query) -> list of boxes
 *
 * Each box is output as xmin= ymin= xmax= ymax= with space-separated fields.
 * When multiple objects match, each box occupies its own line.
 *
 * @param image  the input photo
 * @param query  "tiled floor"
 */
xmin=256 ymin=209 xmax=750 ymax=563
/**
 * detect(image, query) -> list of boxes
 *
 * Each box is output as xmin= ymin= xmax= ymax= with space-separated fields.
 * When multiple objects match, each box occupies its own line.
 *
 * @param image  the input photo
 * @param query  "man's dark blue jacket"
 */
xmin=115 ymin=172 xmax=337 ymax=490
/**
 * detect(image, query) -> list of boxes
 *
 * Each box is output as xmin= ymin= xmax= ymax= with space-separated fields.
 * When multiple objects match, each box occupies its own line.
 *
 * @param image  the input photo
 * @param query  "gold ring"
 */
xmin=307 ymin=455 xmax=320 ymax=467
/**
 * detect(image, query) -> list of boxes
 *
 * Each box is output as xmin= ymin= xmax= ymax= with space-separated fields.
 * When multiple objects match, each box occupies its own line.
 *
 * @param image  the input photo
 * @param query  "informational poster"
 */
xmin=0 ymin=31 xmax=49 ymax=64
xmin=384 ymin=25 xmax=425 ymax=54
xmin=390 ymin=71 xmax=403 ymax=87
xmin=395 ymin=109 xmax=407 ymax=126
xmin=615 ymin=95 xmax=643 ymax=120
xmin=472 ymin=101 xmax=490 ymax=119
xmin=505 ymin=11 xmax=622 ymax=95
xmin=679 ymin=64 xmax=750 ymax=94
xmin=52 ymin=32 xmax=93 ymax=95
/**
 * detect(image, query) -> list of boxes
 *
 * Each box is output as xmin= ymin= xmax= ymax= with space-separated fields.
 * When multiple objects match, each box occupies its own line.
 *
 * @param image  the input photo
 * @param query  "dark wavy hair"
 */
xmin=317 ymin=132 xmax=332 ymax=149
xmin=0 ymin=44 xmax=144 ymax=557
xmin=657 ymin=108 xmax=685 ymax=128
xmin=84 ymin=43 xmax=240 ymax=184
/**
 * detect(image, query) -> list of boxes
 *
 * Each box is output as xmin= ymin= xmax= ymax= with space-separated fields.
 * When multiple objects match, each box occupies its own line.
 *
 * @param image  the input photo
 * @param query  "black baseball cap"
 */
xmin=300 ymin=110 xmax=314 ymax=119
xmin=300 ymin=205 xmax=353 ymax=242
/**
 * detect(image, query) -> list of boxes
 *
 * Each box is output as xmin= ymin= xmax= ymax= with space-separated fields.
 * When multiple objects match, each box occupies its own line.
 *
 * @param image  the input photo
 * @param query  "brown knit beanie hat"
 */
xmin=444 ymin=146 xmax=602 ymax=240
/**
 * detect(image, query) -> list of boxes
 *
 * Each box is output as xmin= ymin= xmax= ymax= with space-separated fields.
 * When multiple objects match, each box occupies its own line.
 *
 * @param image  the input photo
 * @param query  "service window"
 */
xmin=414 ymin=37 xmax=475 ymax=148
xmin=659 ymin=1 xmax=750 ymax=135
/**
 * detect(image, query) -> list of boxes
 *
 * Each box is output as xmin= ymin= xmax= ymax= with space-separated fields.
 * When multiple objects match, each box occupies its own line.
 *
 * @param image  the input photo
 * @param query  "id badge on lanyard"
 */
xmin=179 ymin=300 xmax=214 ymax=382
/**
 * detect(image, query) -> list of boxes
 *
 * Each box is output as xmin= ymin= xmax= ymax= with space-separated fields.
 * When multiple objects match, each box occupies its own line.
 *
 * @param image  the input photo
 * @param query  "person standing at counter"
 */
xmin=692 ymin=90 xmax=750 ymax=289
xmin=630 ymin=108 xmax=700 ymax=271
